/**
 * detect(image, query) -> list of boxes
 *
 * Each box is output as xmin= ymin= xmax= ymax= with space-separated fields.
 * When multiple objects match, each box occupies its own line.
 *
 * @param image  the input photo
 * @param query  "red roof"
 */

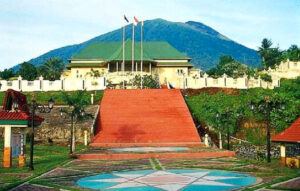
xmin=0 ymin=111 xmax=44 ymax=122
xmin=3 ymin=89 xmax=29 ymax=112
xmin=271 ymin=117 xmax=300 ymax=143
xmin=0 ymin=89 xmax=44 ymax=123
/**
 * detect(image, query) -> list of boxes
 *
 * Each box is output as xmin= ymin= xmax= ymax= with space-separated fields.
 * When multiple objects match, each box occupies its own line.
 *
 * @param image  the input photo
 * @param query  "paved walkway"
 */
xmin=10 ymin=157 xmax=299 ymax=191
xmin=271 ymin=176 xmax=300 ymax=190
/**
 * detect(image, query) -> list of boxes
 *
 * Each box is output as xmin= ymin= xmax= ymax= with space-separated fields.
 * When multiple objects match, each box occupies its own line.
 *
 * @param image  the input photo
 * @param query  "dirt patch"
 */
xmin=181 ymin=88 xmax=240 ymax=96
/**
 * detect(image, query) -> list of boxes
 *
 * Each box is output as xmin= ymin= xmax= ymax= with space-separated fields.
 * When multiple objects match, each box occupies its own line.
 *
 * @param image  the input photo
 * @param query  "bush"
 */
xmin=260 ymin=73 xmax=272 ymax=82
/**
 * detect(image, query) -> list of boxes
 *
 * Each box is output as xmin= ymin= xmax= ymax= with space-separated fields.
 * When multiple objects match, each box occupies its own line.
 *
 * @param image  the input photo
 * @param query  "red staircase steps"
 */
xmin=90 ymin=89 xmax=203 ymax=147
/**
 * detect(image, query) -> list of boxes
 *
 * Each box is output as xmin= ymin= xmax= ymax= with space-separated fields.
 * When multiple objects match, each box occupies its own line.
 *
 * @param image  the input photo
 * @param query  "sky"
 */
xmin=0 ymin=0 xmax=299 ymax=70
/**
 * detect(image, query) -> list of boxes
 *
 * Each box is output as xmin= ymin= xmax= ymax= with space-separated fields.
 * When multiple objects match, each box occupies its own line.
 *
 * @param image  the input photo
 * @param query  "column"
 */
xmin=18 ymin=76 xmax=22 ymax=91
xmin=19 ymin=130 xmax=26 ymax=167
xmin=149 ymin=63 xmax=152 ymax=74
xmin=204 ymin=134 xmax=209 ymax=147
xmin=219 ymin=132 xmax=223 ymax=149
xmin=107 ymin=63 xmax=110 ymax=73
xmin=39 ymin=76 xmax=44 ymax=91
xmin=280 ymin=145 xmax=286 ymax=166
xmin=3 ymin=125 xmax=12 ymax=168
xmin=136 ymin=62 xmax=138 ymax=73
xmin=116 ymin=62 xmax=119 ymax=73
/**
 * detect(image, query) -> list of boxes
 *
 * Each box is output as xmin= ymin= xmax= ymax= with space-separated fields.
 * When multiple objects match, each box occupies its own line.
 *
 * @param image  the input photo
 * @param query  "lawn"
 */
xmin=0 ymin=139 xmax=85 ymax=191
xmin=0 ymin=90 xmax=103 ymax=105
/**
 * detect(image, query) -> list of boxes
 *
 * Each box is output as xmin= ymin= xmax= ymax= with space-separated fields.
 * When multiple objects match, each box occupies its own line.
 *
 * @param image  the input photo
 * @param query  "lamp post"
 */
xmin=216 ymin=107 xmax=231 ymax=150
xmin=216 ymin=112 xmax=222 ymax=149
xmin=250 ymin=96 xmax=285 ymax=163
xmin=13 ymin=96 xmax=54 ymax=170
xmin=225 ymin=107 xmax=230 ymax=150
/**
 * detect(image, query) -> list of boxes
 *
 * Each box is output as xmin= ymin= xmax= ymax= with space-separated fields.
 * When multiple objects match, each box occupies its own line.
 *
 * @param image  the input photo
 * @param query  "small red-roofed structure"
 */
xmin=272 ymin=117 xmax=300 ymax=143
xmin=0 ymin=89 xmax=44 ymax=168
xmin=271 ymin=117 xmax=300 ymax=166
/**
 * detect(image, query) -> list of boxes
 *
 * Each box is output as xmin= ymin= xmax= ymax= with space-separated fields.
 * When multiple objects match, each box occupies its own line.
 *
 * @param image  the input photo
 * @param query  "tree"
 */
xmin=19 ymin=62 xmax=37 ymax=80
xmin=283 ymin=45 xmax=300 ymax=61
xmin=207 ymin=55 xmax=247 ymax=78
xmin=37 ymin=58 xmax=64 ymax=80
xmin=258 ymin=38 xmax=282 ymax=69
xmin=131 ymin=74 xmax=160 ymax=89
xmin=86 ymin=68 xmax=101 ymax=79
xmin=0 ymin=69 xmax=15 ymax=80
xmin=61 ymin=91 xmax=90 ymax=154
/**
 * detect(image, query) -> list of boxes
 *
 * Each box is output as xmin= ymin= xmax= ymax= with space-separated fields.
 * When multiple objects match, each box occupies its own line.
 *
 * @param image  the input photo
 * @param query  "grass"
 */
xmin=0 ymin=139 xmax=85 ymax=191
xmin=151 ymin=158 xmax=163 ymax=170
xmin=0 ymin=90 xmax=103 ymax=105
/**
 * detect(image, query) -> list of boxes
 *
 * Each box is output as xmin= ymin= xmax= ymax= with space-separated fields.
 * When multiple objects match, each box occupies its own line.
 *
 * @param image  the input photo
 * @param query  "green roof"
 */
xmin=156 ymin=62 xmax=194 ymax=67
xmin=66 ymin=62 xmax=106 ymax=68
xmin=71 ymin=40 xmax=189 ymax=61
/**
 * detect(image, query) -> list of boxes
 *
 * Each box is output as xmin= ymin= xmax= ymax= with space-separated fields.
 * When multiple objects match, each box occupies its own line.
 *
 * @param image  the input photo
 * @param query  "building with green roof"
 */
xmin=64 ymin=40 xmax=200 ymax=88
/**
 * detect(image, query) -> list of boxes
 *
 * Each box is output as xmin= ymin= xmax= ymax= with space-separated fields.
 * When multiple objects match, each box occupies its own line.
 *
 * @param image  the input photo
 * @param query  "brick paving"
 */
xmin=275 ymin=177 xmax=300 ymax=189
xmin=12 ymin=184 xmax=58 ymax=191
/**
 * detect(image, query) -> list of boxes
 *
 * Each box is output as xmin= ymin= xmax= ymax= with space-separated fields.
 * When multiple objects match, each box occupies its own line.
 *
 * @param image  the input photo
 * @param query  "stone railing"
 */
xmin=184 ymin=74 xmax=280 ymax=90
xmin=261 ymin=60 xmax=300 ymax=80
xmin=0 ymin=76 xmax=106 ymax=92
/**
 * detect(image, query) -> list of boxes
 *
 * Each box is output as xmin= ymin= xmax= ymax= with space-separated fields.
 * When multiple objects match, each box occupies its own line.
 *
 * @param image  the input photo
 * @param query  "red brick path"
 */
xmin=91 ymin=89 xmax=202 ymax=147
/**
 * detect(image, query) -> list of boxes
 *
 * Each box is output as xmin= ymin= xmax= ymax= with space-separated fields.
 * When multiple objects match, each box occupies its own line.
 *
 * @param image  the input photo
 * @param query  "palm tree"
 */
xmin=258 ymin=39 xmax=273 ymax=69
xmin=61 ymin=91 xmax=90 ymax=154
xmin=38 ymin=58 xmax=64 ymax=80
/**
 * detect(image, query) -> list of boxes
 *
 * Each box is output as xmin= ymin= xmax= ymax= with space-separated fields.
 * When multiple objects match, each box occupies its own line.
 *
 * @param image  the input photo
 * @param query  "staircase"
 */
xmin=90 ymin=89 xmax=203 ymax=147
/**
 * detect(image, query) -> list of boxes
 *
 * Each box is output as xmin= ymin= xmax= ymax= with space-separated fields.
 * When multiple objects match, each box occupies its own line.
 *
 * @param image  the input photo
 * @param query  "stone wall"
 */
xmin=233 ymin=144 xmax=280 ymax=160
xmin=0 ymin=105 xmax=99 ymax=144
xmin=233 ymin=144 xmax=300 ymax=160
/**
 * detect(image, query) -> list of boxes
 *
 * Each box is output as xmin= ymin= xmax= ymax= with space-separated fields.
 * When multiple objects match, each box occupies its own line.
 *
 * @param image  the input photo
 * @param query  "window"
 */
xmin=7 ymin=81 xmax=12 ymax=86
xmin=177 ymin=69 xmax=185 ymax=76
xmin=76 ymin=70 xmax=79 ymax=78
xmin=27 ymin=81 xmax=34 ymax=86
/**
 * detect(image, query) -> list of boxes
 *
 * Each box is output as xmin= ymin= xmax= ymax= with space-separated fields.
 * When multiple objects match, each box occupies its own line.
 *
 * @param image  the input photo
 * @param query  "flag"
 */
xmin=134 ymin=16 xmax=139 ymax=26
xmin=124 ymin=15 xmax=129 ymax=23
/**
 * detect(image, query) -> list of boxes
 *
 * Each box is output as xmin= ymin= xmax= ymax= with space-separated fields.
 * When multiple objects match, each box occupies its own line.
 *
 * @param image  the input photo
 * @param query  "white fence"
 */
xmin=0 ymin=76 xmax=106 ymax=92
xmin=183 ymin=74 xmax=280 ymax=89
xmin=0 ymin=74 xmax=281 ymax=92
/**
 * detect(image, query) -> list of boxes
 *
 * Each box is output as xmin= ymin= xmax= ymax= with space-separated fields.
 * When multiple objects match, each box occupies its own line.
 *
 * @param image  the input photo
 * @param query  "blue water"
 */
xmin=77 ymin=169 xmax=257 ymax=191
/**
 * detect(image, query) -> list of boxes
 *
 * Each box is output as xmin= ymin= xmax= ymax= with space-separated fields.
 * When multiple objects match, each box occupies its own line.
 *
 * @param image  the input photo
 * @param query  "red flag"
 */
xmin=134 ymin=16 xmax=139 ymax=25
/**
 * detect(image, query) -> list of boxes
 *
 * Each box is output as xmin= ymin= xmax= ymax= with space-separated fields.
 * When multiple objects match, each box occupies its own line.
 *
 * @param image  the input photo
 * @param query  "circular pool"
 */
xmin=77 ymin=169 xmax=257 ymax=190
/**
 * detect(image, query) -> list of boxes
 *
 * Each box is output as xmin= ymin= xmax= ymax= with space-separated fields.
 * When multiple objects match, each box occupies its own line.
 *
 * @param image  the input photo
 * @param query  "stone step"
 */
xmin=77 ymin=151 xmax=235 ymax=160
xmin=92 ymin=89 xmax=202 ymax=146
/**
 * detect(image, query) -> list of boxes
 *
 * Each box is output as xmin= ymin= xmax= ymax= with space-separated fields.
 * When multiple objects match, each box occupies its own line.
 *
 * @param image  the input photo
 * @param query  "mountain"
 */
xmin=13 ymin=18 xmax=260 ymax=71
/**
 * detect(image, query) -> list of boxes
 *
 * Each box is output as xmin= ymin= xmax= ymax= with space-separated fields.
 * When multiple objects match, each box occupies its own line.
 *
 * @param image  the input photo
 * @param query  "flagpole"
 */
xmin=140 ymin=21 xmax=143 ymax=89
xmin=132 ymin=23 xmax=135 ymax=74
xmin=122 ymin=25 xmax=125 ymax=89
